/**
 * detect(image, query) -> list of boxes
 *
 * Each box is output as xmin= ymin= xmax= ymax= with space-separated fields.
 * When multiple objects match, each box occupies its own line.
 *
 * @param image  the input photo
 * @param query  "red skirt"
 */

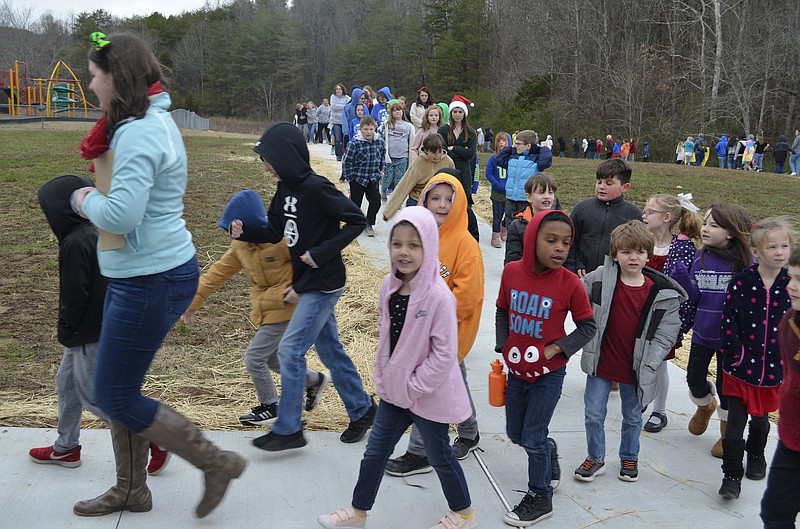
xmin=722 ymin=375 xmax=780 ymax=416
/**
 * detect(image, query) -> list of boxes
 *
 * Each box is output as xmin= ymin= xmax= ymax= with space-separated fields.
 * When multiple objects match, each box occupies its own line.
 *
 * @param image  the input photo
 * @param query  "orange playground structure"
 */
xmin=1 ymin=60 xmax=92 ymax=118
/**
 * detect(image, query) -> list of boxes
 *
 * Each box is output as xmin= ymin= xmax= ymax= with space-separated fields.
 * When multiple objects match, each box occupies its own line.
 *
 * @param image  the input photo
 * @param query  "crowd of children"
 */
xmin=34 ymin=57 xmax=799 ymax=527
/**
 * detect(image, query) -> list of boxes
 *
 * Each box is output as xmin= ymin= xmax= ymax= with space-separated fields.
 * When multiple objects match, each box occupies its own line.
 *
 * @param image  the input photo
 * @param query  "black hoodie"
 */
xmin=243 ymin=122 xmax=367 ymax=293
xmin=38 ymin=175 xmax=106 ymax=347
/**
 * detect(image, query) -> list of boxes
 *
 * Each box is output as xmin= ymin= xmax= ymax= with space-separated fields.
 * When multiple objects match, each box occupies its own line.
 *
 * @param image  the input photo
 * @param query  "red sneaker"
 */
xmin=147 ymin=443 xmax=171 ymax=475
xmin=29 ymin=445 xmax=81 ymax=468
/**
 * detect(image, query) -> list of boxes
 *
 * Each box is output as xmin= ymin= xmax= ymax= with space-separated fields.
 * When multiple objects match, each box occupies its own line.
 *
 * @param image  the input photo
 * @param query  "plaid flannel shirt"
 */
xmin=342 ymin=136 xmax=386 ymax=187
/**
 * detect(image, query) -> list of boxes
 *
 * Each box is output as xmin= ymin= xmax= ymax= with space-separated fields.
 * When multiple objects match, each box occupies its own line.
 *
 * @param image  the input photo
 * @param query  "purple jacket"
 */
xmin=720 ymin=265 xmax=789 ymax=388
xmin=672 ymin=249 xmax=738 ymax=350
xmin=373 ymin=206 xmax=471 ymax=424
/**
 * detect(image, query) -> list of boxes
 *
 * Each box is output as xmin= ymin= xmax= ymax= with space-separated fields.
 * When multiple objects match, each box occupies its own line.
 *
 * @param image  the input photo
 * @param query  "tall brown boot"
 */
xmin=711 ymin=420 xmax=727 ymax=458
xmin=74 ymin=422 xmax=152 ymax=516
xmin=141 ymin=404 xmax=246 ymax=518
xmin=688 ymin=382 xmax=717 ymax=435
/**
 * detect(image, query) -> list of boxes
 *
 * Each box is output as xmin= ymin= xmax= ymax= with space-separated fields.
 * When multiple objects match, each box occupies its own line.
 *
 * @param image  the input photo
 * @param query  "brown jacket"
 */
xmin=189 ymin=240 xmax=294 ymax=325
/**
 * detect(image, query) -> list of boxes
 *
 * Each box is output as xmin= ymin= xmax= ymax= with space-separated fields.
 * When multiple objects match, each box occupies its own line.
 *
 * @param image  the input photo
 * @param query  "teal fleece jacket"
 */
xmin=81 ymin=92 xmax=196 ymax=278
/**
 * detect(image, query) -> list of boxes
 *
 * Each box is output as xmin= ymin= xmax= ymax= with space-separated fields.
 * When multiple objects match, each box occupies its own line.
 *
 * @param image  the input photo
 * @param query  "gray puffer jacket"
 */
xmin=581 ymin=256 xmax=687 ymax=408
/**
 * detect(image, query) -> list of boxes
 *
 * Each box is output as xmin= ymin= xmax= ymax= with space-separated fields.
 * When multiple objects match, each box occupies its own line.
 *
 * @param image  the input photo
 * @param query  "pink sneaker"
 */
xmin=318 ymin=507 xmax=367 ymax=528
xmin=429 ymin=510 xmax=478 ymax=529
xmin=147 ymin=443 xmax=171 ymax=475
xmin=29 ymin=445 xmax=81 ymax=468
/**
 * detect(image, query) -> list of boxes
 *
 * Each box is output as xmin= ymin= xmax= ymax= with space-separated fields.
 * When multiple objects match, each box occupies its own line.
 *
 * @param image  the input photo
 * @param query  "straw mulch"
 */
xmin=0 ymin=150 xmax=386 ymax=432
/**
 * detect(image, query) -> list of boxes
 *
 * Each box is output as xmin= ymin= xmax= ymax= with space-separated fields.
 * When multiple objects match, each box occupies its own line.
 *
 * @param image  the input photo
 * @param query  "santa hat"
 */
xmin=449 ymin=95 xmax=474 ymax=116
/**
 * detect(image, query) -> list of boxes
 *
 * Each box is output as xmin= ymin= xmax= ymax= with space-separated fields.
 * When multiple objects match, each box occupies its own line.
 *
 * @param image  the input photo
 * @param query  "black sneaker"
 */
xmin=643 ymin=412 xmax=668 ymax=433
xmin=548 ymin=438 xmax=561 ymax=490
xmin=340 ymin=397 xmax=377 ymax=443
xmin=305 ymin=372 xmax=331 ymax=412
xmin=503 ymin=491 xmax=553 ymax=527
xmin=745 ymin=454 xmax=767 ymax=480
xmin=618 ymin=459 xmax=639 ymax=482
xmin=574 ymin=458 xmax=605 ymax=482
xmin=452 ymin=433 xmax=480 ymax=460
xmin=239 ymin=403 xmax=278 ymax=426
xmin=252 ymin=429 xmax=306 ymax=452
xmin=385 ymin=452 xmax=433 ymax=477
xmin=719 ymin=475 xmax=741 ymax=499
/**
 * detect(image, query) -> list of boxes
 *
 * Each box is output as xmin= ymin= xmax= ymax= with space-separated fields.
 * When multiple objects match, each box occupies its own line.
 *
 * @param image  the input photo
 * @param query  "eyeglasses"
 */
xmin=514 ymin=141 xmax=529 ymax=146
xmin=642 ymin=209 xmax=665 ymax=216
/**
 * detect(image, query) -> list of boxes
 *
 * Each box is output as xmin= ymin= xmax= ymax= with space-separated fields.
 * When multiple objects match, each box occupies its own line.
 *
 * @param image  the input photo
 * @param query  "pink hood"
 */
xmin=373 ymin=206 xmax=471 ymax=423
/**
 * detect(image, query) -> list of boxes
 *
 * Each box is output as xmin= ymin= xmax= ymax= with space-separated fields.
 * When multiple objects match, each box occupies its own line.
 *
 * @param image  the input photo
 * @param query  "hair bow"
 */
xmin=676 ymin=192 xmax=699 ymax=212
xmin=90 ymin=32 xmax=110 ymax=52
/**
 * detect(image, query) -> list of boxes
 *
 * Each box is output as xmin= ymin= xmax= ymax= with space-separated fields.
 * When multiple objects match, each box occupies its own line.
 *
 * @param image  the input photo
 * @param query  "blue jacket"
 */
xmin=370 ymin=86 xmax=393 ymax=127
xmin=715 ymin=136 xmax=728 ymax=158
xmin=484 ymin=132 xmax=512 ymax=195
xmin=495 ymin=144 xmax=553 ymax=201
xmin=343 ymin=88 xmax=365 ymax=139
xmin=81 ymin=92 xmax=196 ymax=279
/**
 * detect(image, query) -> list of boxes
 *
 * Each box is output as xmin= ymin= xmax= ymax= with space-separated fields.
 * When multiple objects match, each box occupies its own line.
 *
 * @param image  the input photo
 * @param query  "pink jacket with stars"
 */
xmin=720 ymin=264 xmax=791 ymax=388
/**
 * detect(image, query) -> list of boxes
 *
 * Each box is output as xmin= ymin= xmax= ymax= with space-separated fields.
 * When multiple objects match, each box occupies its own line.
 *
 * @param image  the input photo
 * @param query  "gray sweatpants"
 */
xmin=407 ymin=361 xmax=479 ymax=456
xmin=54 ymin=342 xmax=107 ymax=452
xmin=246 ymin=322 xmax=321 ymax=405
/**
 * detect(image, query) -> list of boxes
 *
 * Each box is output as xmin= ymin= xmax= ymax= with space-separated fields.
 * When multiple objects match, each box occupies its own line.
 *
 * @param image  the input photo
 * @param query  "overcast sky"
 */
xmin=21 ymin=0 xmax=215 ymax=22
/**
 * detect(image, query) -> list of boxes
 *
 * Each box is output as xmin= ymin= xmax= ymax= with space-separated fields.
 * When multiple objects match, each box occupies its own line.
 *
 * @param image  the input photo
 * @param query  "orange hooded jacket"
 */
xmin=419 ymin=170 xmax=484 ymax=362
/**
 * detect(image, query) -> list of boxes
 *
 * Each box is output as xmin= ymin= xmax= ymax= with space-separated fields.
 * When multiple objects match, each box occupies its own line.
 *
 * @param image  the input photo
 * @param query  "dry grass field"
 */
xmin=2 ymin=119 xmax=797 ymax=430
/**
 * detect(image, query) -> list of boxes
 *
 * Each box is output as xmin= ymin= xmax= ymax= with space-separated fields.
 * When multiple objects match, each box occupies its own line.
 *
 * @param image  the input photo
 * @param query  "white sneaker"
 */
xmin=792 ymin=172 xmax=798 ymax=176
xmin=318 ymin=507 xmax=366 ymax=529
xmin=429 ymin=510 xmax=477 ymax=529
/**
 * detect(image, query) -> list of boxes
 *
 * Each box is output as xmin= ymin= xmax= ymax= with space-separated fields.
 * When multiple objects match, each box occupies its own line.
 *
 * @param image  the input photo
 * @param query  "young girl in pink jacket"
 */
xmin=318 ymin=206 xmax=477 ymax=529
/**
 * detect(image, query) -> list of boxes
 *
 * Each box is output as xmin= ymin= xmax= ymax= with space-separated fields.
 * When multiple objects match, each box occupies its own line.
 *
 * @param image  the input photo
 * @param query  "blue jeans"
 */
xmin=382 ymin=157 xmax=408 ymax=194
xmin=583 ymin=375 xmax=642 ymax=461
xmin=273 ymin=288 xmax=371 ymax=435
xmin=718 ymin=157 xmax=725 ymax=168
xmin=790 ymin=153 xmax=800 ymax=175
xmin=333 ymin=124 xmax=344 ymax=161
xmin=94 ymin=257 xmax=199 ymax=433
xmin=760 ymin=440 xmax=800 ymax=528
xmin=352 ymin=401 xmax=471 ymax=512
xmin=308 ymin=123 xmax=317 ymax=142
xmin=727 ymin=154 xmax=735 ymax=169
xmin=754 ymin=152 xmax=764 ymax=170
xmin=775 ymin=161 xmax=785 ymax=174
xmin=695 ymin=151 xmax=704 ymax=166
xmin=506 ymin=368 xmax=566 ymax=498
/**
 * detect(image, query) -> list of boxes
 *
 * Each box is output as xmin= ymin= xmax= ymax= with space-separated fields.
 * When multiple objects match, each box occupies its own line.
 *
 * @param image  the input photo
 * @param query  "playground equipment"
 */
xmin=1 ymin=60 xmax=92 ymax=118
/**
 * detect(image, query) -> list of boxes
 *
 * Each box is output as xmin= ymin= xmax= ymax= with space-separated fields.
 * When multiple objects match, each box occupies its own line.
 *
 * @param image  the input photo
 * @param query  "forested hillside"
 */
xmin=1 ymin=0 xmax=798 ymax=160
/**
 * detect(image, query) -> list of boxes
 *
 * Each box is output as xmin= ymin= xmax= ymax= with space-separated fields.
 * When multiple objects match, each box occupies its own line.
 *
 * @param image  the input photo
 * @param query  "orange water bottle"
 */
xmin=489 ymin=359 xmax=506 ymax=407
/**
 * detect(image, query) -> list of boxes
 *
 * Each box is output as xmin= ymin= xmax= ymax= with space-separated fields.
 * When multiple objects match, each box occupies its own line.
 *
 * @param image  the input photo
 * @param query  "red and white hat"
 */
xmin=449 ymin=95 xmax=474 ymax=116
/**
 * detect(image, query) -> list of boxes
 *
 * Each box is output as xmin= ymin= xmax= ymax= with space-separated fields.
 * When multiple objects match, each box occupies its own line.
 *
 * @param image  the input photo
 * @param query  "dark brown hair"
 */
xmin=596 ymin=158 xmax=633 ymax=184
xmin=701 ymin=202 xmax=752 ymax=274
xmin=88 ymin=33 xmax=164 ymax=133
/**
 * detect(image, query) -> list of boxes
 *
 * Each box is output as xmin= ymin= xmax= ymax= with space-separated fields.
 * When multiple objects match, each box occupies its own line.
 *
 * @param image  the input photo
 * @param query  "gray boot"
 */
xmin=73 ymin=422 xmax=152 ymax=516
xmin=140 ymin=404 xmax=246 ymax=518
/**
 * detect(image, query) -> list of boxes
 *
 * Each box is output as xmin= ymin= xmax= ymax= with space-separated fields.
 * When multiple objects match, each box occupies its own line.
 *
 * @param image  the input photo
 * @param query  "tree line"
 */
xmin=1 ymin=0 xmax=797 ymax=161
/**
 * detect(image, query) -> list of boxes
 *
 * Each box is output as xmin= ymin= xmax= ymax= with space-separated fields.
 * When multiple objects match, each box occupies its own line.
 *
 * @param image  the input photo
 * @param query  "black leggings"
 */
xmin=316 ymin=123 xmax=330 ymax=144
xmin=726 ymin=396 xmax=769 ymax=441
xmin=686 ymin=342 xmax=727 ymax=412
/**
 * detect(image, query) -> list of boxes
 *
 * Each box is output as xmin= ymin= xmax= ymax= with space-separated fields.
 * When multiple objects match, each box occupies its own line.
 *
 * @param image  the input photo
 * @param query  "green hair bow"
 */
xmin=90 ymin=32 xmax=110 ymax=52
